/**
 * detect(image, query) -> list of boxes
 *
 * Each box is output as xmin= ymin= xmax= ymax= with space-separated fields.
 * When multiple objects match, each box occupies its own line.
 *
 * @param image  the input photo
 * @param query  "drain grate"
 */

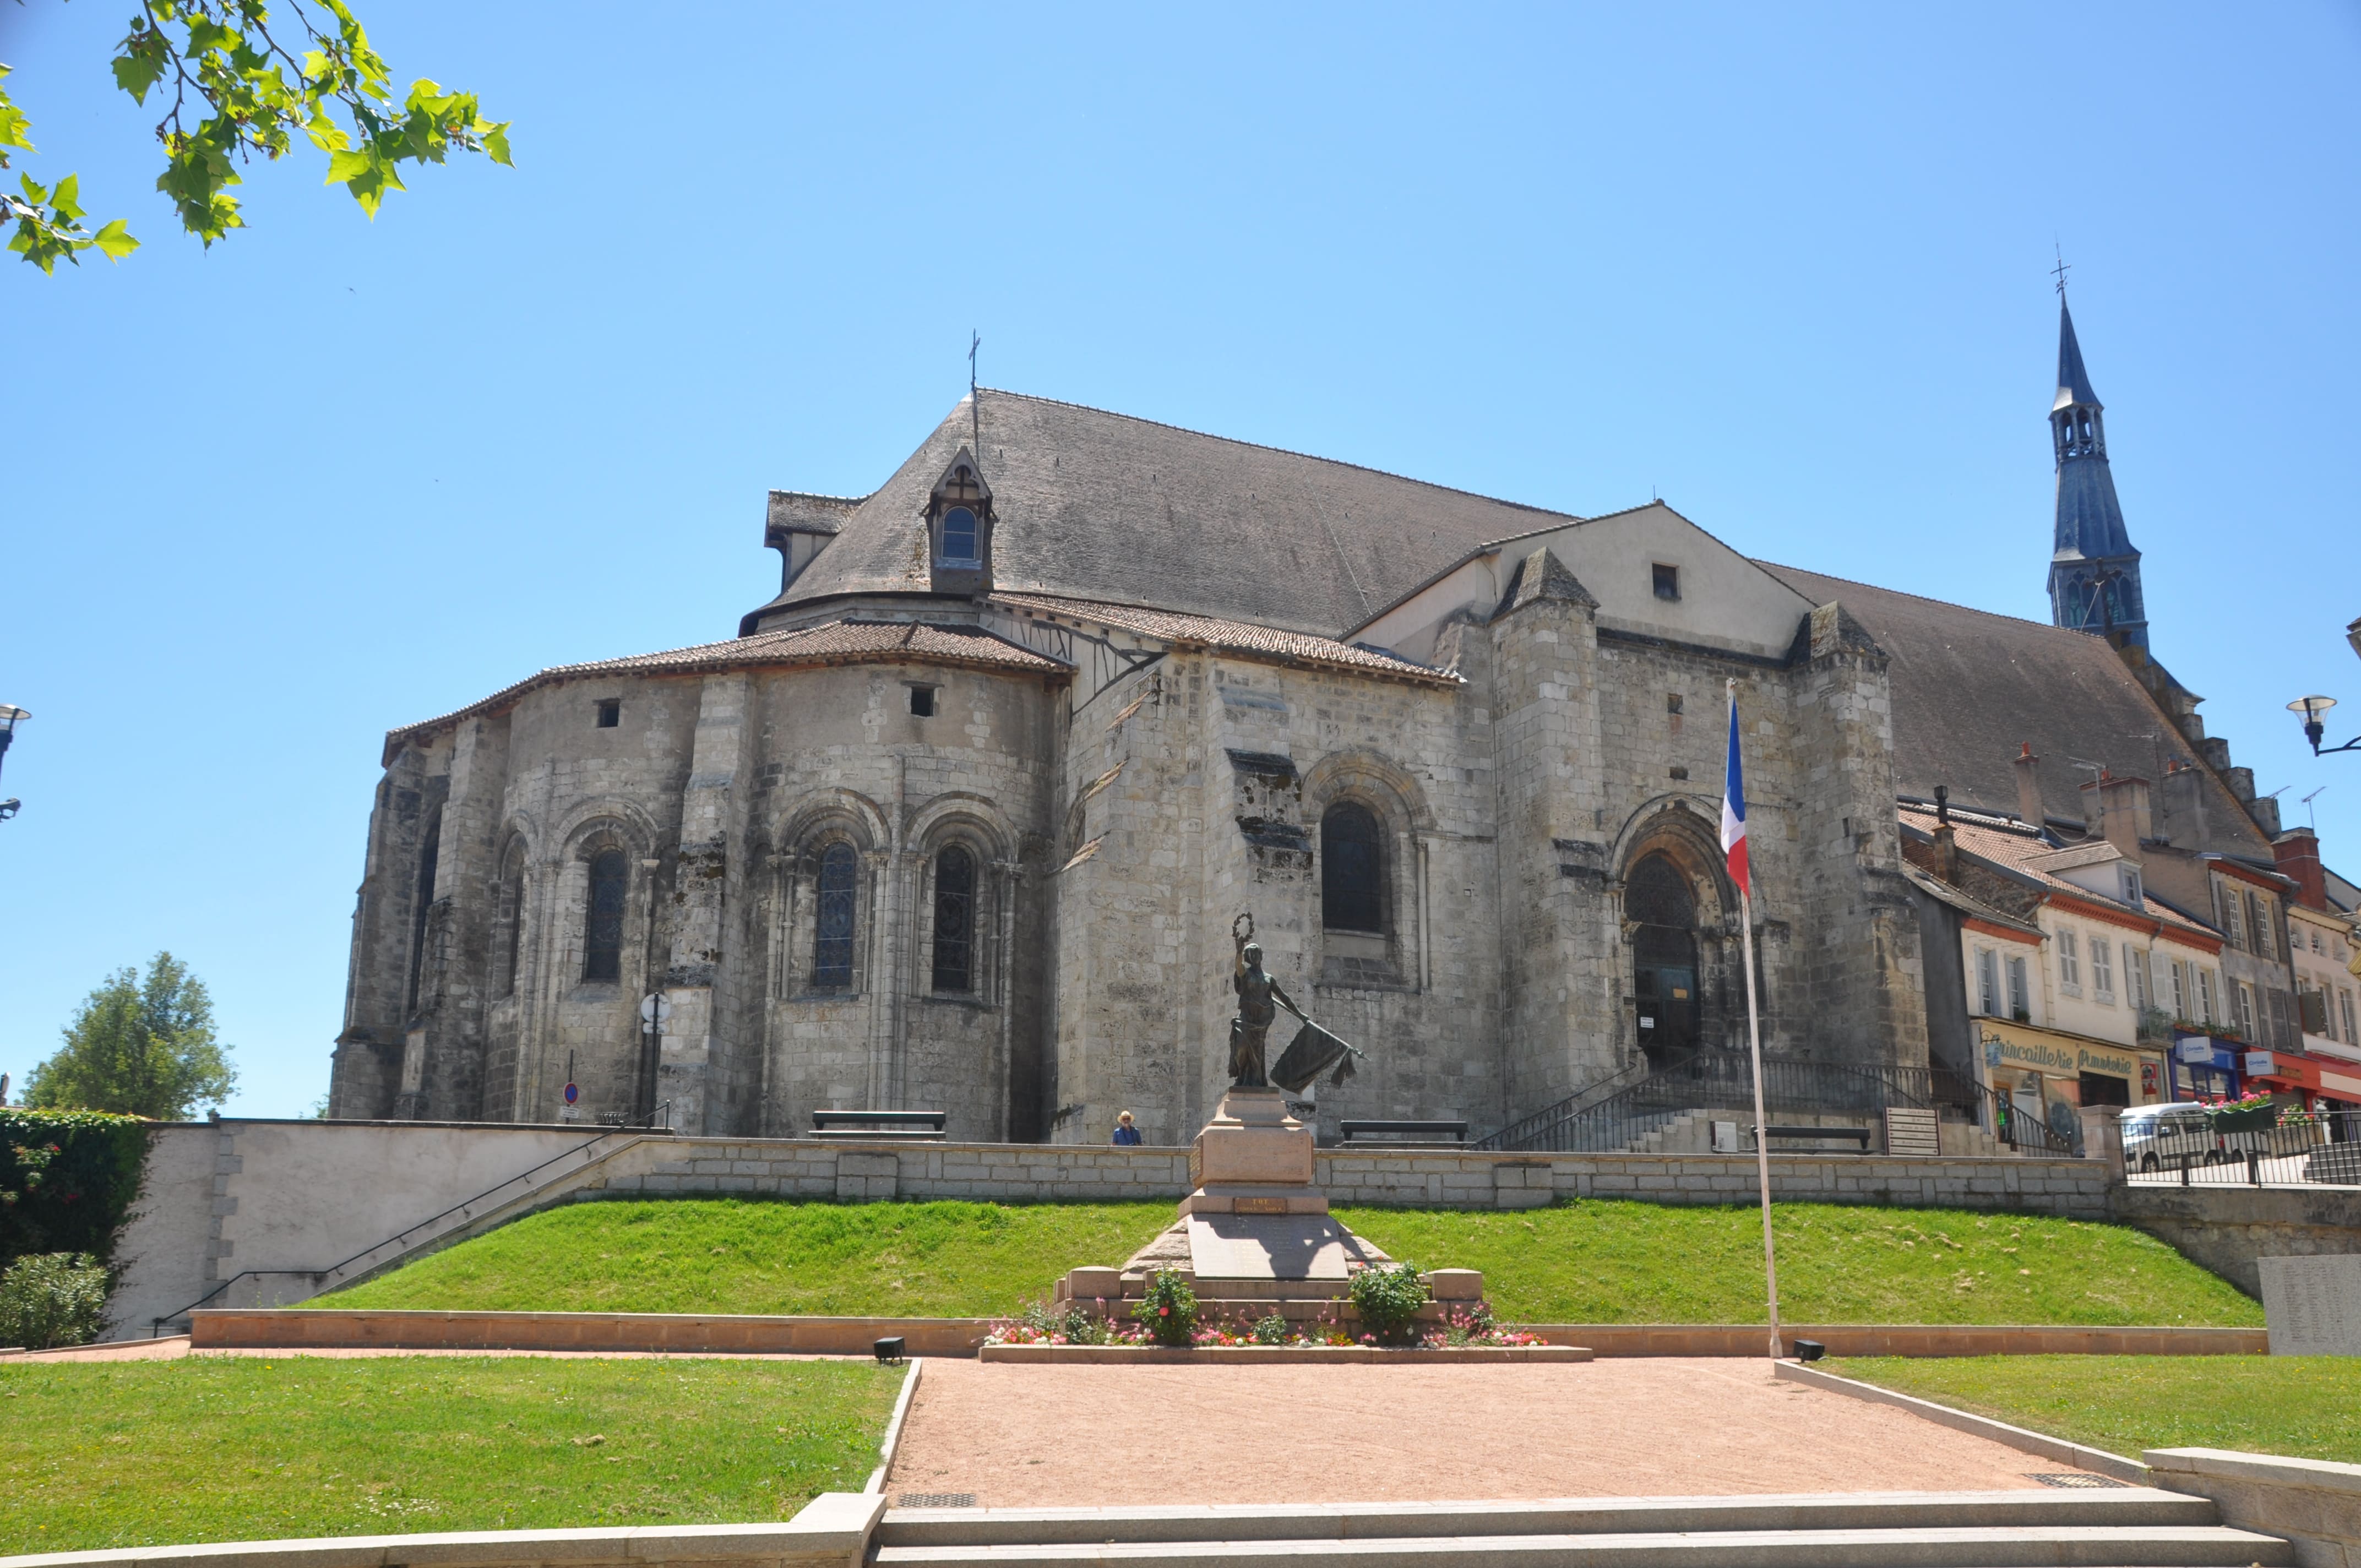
xmin=2027 ymin=1473 xmax=2130 ymax=1489
xmin=896 ymin=1493 xmax=979 ymax=1508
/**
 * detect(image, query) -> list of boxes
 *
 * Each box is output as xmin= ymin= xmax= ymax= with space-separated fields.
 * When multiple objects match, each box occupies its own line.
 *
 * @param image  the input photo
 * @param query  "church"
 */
xmin=329 ymin=300 xmax=2282 ymax=1146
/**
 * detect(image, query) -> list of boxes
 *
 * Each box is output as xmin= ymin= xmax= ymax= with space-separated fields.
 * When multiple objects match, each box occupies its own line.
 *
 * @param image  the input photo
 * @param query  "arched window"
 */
xmin=812 ymin=841 xmax=858 ymax=990
xmin=583 ymin=849 xmax=628 ymax=983
xmin=496 ymin=849 xmax=526 ymax=997
xmin=940 ymin=506 xmax=979 ymax=564
xmin=405 ymin=814 xmax=443 ymax=1013
xmin=932 ymin=845 xmax=976 ymax=993
xmin=1321 ymin=803 xmax=1385 ymax=934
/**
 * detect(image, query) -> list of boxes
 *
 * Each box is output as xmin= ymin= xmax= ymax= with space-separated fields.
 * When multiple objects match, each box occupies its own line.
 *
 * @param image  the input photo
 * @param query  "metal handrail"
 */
xmin=1478 ymin=1050 xmax=1965 ymax=1155
xmin=150 ymin=1099 xmax=672 ymax=1333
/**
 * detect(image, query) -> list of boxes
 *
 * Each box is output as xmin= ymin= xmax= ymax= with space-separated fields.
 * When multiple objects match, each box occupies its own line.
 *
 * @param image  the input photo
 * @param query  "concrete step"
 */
xmin=880 ymin=1490 xmax=2221 ymax=1549
xmin=874 ymin=1525 xmax=2287 ymax=1568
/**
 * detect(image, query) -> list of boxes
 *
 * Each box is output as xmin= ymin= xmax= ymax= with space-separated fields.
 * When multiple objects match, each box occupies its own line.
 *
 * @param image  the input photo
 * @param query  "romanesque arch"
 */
xmin=1614 ymin=799 xmax=1740 ymax=1063
xmin=1302 ymin=750 xmax=1431 ymax=990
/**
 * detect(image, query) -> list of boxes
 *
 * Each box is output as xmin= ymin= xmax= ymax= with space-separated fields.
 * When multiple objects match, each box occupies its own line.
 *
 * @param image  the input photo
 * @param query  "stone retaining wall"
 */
xmin=2110 ymin=1184 xmax=2361 ymax=1298
xmin=190 ymin=1308 xmax=2260 ymax=1360
xmin=579 ymin=1137 xmax=2113 ymax=1218
xmin=2145 ymin=1447 xmax=2361 ymax=1568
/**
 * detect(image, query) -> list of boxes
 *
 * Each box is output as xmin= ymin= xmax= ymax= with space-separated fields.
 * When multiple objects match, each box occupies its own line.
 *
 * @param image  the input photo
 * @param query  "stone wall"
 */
xmin=2111 ymin=1183 xmax=2361 ymax=1297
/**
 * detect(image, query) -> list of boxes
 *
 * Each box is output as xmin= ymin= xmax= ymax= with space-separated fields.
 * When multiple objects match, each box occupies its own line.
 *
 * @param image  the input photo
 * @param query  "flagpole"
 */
xmin=1727 ymin=677 xmax=1782 ymax=1362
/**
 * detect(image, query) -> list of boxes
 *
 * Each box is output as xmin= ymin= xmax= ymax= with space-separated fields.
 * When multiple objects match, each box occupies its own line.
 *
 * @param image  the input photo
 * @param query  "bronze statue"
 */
xmin=1228 ymin=913 xmax=1367 ymax=1092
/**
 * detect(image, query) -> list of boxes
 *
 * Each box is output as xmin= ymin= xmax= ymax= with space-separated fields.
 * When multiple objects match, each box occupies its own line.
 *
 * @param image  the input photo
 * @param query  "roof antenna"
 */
xmin=968 ymin=329 xmax=982 ymax=459
xmin=2301 ymin=785 xmax=2327 ymax=832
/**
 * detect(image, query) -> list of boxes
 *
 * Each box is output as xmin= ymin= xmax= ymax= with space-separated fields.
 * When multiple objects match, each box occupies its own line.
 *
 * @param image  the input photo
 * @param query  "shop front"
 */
xmin=2173 ymin=1033 xmax=2243 ymax=1101
xmin=1980 ymin=1022 xmax=2161 ymax=1144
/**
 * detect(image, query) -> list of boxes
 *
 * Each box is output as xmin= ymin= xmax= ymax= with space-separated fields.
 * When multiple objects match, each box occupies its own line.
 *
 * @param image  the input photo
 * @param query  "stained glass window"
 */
xmin=813 ymin=842 xmax=857 ymax=990
xmin=932 ymin=845 xmax=976 ymax=992
xmin=1321 ymin=804 xmax=1385 ymax=933
xmin=584 ymin=849 xmax=627 ymax=983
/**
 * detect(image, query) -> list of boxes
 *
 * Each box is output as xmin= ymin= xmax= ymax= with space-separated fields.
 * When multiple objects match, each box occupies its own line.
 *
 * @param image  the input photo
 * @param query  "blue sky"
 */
xmin=3 ymin=3 xmax=2356 ymax=1115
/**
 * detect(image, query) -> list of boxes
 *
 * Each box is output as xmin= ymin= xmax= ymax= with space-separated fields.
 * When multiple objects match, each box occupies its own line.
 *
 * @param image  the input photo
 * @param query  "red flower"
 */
xmin=1158 ymin=1306 xmax=1169 ymax=1316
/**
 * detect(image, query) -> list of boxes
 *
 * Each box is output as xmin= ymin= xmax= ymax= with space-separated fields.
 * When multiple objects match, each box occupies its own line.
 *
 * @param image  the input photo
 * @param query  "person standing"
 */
xmin=1111 ymin=1110 xmax=1143 ymax=1146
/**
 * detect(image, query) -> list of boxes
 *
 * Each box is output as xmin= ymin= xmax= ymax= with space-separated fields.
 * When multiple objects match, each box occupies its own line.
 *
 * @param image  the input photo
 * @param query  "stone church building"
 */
xmin=331 ymin=363 xmax=2276 ymax=1145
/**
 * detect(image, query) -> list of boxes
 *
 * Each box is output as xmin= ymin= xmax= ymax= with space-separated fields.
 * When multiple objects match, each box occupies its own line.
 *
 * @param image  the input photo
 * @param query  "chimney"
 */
xmin=1930 ymin=785 xmax=1959 ymax=882
xmin=2275 ymin=827 xmax=2329 ymax=911
xmin=2013 ymin=743 xmax=2046 ymax=830
xmin=2079 ymin=770 xmax=2151 ymax=863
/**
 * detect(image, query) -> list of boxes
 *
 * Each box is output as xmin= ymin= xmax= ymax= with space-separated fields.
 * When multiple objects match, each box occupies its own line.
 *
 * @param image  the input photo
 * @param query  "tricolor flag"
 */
xmin=1721 ymin=692 xmax=1749 ymax=897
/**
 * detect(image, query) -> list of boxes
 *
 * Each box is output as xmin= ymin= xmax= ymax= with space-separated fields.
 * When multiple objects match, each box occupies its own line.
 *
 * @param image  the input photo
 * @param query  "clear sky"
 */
xmin=3 ymin=3 xmax=2356 ymax=1115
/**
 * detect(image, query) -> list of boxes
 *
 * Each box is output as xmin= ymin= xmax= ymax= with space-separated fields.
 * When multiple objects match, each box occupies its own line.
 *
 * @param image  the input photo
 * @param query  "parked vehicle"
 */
xmin=2119 ymin=1102 xmax=2273 ymax=1173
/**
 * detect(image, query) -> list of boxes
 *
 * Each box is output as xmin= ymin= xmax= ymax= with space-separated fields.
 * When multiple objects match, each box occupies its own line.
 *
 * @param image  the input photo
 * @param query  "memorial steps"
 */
xmin=873 ymin=1489 xmax=2291 ymax=1568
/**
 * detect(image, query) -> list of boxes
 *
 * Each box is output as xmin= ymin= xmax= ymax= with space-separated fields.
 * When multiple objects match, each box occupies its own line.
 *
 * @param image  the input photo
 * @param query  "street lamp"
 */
xmin=0 ymin=704 xmax=25 ymax=821
xmin=2290 ymin=696 xmax=2361 ymax=759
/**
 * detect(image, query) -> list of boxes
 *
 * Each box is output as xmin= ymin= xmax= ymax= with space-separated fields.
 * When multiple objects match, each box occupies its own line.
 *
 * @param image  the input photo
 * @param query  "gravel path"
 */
xmin=885 ymin=1357 xmax=2081 ymax=1505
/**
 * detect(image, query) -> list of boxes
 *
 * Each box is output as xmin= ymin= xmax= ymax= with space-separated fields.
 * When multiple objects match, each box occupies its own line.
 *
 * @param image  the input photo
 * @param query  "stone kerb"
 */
xmin=0 ymin=1493 xmax=889 ymax=1568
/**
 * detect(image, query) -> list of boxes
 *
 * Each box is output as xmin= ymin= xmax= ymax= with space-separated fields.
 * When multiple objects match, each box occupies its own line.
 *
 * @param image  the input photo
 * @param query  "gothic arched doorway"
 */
xmin=1627 ymin=852 xmax=1700 ymax=1063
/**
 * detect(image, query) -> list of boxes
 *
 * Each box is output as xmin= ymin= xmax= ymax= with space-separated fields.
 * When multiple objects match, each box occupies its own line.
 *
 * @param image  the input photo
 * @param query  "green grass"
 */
xmin=0 ymin=1355 xmax=902 ymax=1555
xmin=1337 ymin=1201 xmax=2263 ymax=1326
xmin=319 ymin=1198 xmax=1174 ymax=1317
xmin=323 ymin=1195 xmax=2258 ymax=1329
xmin=1826 ymin=1354 xmax=2361 ymax=1463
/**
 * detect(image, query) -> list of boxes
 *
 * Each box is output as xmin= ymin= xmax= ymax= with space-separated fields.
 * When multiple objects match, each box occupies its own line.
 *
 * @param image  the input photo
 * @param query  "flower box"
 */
xmin=2204 ymin=1104 xmax=2275 ymax=1134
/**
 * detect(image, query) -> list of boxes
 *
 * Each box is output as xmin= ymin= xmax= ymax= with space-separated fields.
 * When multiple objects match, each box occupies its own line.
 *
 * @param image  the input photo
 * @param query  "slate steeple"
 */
xmin=2046 ymin=294 xmax=2148 ymax=650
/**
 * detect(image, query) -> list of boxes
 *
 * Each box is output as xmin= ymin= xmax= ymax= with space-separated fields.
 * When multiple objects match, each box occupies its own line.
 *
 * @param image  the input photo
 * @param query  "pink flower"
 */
xmin=1158 ymin=1306 xmax=1169 ymax=1316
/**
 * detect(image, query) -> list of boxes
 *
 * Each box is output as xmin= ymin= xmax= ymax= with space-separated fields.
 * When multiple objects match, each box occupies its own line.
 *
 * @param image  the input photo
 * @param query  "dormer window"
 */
xmin=923 ymin=447 xmax=994 ymax=595
xmin=940 ymin=507 xmax=980 ymax=564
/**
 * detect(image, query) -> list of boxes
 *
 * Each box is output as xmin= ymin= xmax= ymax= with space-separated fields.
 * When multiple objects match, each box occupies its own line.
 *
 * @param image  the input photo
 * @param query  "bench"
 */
xmin=1340 ymin=1119 xmax=1469 ymax=1146
xmin=1759 ymin=1124 xmax=1874 ymax=1150
xmin=811 ymin=1109 xmax=947 ymax=1140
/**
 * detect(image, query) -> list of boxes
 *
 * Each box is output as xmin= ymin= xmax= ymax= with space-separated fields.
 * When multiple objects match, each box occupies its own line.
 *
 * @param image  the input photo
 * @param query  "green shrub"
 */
xmin=1 ymin=1109 xmax=152 ymax=1270
xmin=1250 ymin=1313 xmax=1291 ymax=1346
xmin=1130 ymin=1267 xmax=1199 ymax=1346
xmin=0 ymin=1251 xmax=110 ymax=1348
xmin=1349 ymin=1260 xmax=1429 ymax=1345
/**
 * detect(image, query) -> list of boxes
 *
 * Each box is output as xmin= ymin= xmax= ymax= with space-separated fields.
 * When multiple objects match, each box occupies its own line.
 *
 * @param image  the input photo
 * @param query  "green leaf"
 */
xmin=90 ymin=219 xmax=139 ymax=262
xmin=111 ymin=48 xmax=168 ymax=106
xmin=303 ymin=109 xmax=351 ymax=154
xmin=324 ymin=148 xmax=372 ymax=186
xmin=481 ymin=122 xmax=513 ymax=167
xmin=50 ymin=173 xmax=82 ymax=221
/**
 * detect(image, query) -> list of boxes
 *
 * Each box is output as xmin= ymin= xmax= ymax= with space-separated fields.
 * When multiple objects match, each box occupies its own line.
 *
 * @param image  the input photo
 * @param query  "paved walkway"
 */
xmin=886 ymin=1358 xmax=2085 ymax=1506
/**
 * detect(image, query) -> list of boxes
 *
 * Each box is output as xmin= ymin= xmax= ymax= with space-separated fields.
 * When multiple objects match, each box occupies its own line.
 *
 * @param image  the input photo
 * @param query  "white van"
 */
xmin=2118 ymin=1102 xmax=2267 ymax=1172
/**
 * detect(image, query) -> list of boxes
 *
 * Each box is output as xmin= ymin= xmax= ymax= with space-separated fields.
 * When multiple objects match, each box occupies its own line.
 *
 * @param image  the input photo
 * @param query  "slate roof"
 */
xmin=1759 ymin=562 xmax=2265 ymax=856
xmin=992 ymin=592 xmax=1457 ymax=684
xmin=2055 ymin=298 xmax=2103 ymax=413
xmin=755 ymin=390 xmax=1583 ymax=638
xmin=384 ymin=619 xmax=1068 ymax=762
xmin=1898 ymin=803 xmax=2222 ymax=946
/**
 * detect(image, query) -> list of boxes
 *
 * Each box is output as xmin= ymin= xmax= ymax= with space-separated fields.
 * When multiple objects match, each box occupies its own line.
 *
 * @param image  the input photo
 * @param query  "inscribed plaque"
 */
xmin=2260 ymin=1255 xmax=2361 ymax=1356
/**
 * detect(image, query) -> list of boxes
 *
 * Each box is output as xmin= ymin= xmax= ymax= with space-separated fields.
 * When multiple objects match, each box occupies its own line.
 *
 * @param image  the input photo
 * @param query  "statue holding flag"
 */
xmin=1227 ymin=912 xmax=1368 ymax=1092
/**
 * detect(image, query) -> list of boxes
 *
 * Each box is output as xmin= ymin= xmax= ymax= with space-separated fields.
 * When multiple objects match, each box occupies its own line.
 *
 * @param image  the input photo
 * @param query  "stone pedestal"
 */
xmin=1183 ymin=1086 xmax=1324 ymax=1216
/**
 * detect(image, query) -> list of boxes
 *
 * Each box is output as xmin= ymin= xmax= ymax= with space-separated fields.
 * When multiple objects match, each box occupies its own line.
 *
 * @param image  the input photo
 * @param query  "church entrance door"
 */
xmin=1627 ymin=853 xmax=1701 ymax=1065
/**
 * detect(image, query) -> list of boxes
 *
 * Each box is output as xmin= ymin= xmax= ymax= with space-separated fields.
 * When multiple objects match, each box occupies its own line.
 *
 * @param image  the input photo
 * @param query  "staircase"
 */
xmin=1475 ymin=1050 xmax=2001 ymax=1157
xmin=873 ymin=1489 xmax=2288 ymax=1567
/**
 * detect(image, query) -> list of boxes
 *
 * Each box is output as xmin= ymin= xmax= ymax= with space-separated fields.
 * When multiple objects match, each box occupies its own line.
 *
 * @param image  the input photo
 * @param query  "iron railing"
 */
xmin=2124 ymin=1107 xmax=2361 ymax=1187
xmin=1477 ymin=1050 xmax=1953 ymax=1154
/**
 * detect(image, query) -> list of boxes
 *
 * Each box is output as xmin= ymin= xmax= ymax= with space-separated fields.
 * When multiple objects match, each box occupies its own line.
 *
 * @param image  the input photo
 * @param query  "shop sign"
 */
xmin=2245 ymin=1051 xmax=2275 ymax=1077
xmin=2177 ymin=1038 xmax=2220 ymax=1065
xmin=1983 ymin=1026 xmax=2141 ymax=1080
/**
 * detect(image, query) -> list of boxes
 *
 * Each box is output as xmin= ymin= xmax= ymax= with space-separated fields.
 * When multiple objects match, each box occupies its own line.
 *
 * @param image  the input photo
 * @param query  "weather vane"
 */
xmin=2051 ymin=245 xmax=2071 ymax=300
xmin=968 ymin=329 xmax=982 ymax=453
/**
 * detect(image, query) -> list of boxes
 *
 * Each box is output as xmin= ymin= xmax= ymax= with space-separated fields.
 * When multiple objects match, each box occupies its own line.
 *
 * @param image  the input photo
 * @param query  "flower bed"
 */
xmin=984 ymin=1298 xmax=1545 ymax=1351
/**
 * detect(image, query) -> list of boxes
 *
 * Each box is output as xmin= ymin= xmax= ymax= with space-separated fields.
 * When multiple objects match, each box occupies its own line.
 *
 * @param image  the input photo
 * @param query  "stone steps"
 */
xmin=874 ymin=1490 xmax=2288 ymax=1568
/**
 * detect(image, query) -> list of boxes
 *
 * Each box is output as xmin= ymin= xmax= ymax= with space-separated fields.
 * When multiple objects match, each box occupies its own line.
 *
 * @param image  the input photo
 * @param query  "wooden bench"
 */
xmin=1339 ymin=1119 xmax=1469 ymax=1145
xmin=810 ymin=1109 xmax=947 ymax=1140
xmin=1760 ymin=1124 xmax=1874 ymax=1150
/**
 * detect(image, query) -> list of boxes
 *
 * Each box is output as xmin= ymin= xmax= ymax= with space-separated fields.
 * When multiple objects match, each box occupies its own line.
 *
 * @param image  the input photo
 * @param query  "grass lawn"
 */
xmin=1825 ymin=1354 xmax=2361 ymax=1463
xmin=319 ymin=1198 xmax=1174 ymax=1317
xmin=316 ymin=1195 xmax=2259 ymax=1328
xmin=0 ymin=1355 xmax=903 ymax=1556
xmin=1338 ymin=1200 xmax=2262 ymax=1326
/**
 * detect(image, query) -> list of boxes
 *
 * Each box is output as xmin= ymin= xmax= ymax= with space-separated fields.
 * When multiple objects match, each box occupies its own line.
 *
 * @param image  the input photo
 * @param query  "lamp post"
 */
xmin=0 ymin=705 xmax=26 ymax=821
xmin=2289 ymin=695 xmax=2361 ymax=758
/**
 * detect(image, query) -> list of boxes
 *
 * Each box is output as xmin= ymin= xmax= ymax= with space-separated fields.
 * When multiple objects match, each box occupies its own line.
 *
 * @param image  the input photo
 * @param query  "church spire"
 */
xmin=2046 ymin=289 xmax=2148 ymax=651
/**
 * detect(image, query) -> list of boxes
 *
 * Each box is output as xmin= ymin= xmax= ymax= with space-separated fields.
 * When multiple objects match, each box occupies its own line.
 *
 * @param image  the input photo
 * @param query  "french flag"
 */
xmin=1722 ymin=692 xmax=1749 ymax=897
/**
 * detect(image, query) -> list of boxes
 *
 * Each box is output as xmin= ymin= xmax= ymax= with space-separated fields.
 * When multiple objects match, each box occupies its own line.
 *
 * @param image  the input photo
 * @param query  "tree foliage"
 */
xmin=3 ymin=0 xmax=510 ymax=273
xmin=27 ymin=954 xmax=237 ymax=1119
xmin=0 ymin=1109 xmax=153 ymax=1268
